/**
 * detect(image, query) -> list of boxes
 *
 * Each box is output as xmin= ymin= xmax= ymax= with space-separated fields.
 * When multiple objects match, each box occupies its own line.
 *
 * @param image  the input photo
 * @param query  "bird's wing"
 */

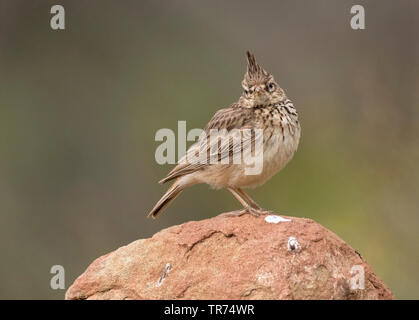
xmin=159 ymin=106 xmax=261 ymax=184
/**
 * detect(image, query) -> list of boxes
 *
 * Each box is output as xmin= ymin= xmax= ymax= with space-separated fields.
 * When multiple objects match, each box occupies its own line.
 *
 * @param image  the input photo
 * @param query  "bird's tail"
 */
xmin=147 ymin=179 xmax=184 ymax=219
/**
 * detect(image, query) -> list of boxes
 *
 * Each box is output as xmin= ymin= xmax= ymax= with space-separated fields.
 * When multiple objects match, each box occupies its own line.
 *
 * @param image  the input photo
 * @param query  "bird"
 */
xmin=148 ymin=51 xmax=300 ymax=219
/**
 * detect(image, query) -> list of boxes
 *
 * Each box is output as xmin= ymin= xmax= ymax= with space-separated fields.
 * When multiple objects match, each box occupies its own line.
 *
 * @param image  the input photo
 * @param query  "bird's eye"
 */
xmin=244 ymin=89 xmax=249 ymax=95
xmin=267 ymin=83 xmax=275 ymax=92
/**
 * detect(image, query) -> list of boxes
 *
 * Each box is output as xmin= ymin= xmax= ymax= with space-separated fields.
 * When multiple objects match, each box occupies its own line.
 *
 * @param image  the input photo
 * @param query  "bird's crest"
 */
xmin=245 ymin=51 xmax=270 ymax=84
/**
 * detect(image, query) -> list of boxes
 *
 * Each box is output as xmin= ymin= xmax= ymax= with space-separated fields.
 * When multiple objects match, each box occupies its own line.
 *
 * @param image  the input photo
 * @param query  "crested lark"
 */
xmin=148 ymin=51 xmax=300 ymax=218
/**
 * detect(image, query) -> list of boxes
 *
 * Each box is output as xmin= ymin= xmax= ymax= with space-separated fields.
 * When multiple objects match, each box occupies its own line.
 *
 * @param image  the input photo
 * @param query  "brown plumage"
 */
xmin=148 ymin=51 xmax=300 ymax=219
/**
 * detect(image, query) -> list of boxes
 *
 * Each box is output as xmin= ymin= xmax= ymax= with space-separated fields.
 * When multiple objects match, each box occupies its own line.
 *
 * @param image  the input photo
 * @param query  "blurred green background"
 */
xmin=0 ymin=0 xmax=418 ymax=299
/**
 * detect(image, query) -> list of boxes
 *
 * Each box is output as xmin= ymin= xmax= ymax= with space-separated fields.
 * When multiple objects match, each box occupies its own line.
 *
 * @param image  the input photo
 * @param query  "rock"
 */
xmin=65 ymin=214 xmax=394 ymax=300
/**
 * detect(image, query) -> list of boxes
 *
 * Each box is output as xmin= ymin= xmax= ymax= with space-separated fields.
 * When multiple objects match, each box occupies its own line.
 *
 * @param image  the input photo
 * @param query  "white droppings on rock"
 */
xmin=264 ymin=215 xmax=291 ymax=224
xmin=156 ymin=263 xmax=171 ymax=287
xmin=287 ymin=237 xmax=300 ymax=251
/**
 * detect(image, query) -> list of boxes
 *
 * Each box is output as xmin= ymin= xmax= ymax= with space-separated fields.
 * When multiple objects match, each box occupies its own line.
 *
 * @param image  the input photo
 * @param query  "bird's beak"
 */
xmin=253 ymin=85 xmax=268 ymax=104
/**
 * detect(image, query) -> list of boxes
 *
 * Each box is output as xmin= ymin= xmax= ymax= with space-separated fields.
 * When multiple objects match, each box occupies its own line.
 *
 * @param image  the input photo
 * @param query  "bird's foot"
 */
xmin=246 ymin=206 xmax=275 ymax=217
xmin=218 ymin=208 xmax=248 ymax=217
xmin=219 ymin=206 xmax=274 ymax=218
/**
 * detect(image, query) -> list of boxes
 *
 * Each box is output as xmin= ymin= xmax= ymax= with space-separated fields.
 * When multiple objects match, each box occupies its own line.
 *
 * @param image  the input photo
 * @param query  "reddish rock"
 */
xmin=65 ymin=214 xmax=394 ymax=300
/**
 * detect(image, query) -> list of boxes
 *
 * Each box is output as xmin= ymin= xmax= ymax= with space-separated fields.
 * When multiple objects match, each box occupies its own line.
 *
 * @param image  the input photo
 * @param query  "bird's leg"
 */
xmin=228 ymin=187 xmax=249 ymax=207
xmin=219 ymin=187 xmax=260 ymax=217
xmin=236 ymin=188 xmax=262 ymax=210
xmin=236 ymin=188 xmax=275 ymax=216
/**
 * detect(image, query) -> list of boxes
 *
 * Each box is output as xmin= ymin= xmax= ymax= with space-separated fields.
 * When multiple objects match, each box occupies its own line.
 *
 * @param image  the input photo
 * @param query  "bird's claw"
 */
xmin=219 ymin=206 xmax=274 ymax=217
xmin=246 ymin=206 xmax=274 ymax=216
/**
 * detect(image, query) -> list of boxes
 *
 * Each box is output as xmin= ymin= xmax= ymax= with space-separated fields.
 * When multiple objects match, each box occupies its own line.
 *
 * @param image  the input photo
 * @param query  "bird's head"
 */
xmin=241 ymin=51 xmax=285 ymax=106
